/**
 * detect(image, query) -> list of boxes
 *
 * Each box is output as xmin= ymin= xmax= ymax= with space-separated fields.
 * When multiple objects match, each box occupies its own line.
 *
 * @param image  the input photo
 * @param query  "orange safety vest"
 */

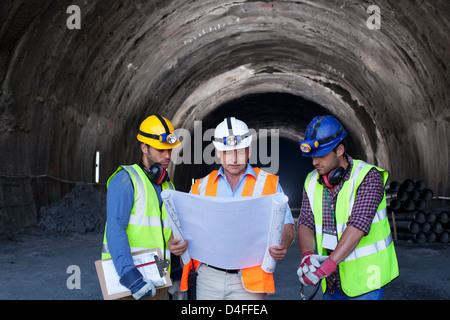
xmin=180 ymin=167 xmax=279 ymax=294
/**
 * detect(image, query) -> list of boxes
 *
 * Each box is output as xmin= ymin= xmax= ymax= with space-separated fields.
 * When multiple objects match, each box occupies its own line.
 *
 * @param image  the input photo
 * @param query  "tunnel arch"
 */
xmin=0 ymin=0 xmax=448 ymax=229
xmin=170 ymin=65 xmax=373 ymax=153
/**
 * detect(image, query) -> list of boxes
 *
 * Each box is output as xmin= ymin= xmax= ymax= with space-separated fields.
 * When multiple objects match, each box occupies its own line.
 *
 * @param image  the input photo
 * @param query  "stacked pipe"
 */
xmin=423 ymin=208 xmax=449 ymax=244
xmin=386 ymin=179 xmax=448 ymax=244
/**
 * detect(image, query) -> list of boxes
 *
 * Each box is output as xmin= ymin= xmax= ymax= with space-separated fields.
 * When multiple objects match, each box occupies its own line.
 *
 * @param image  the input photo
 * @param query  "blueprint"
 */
xmin=161 ymin=190 xmax=288 ymax=272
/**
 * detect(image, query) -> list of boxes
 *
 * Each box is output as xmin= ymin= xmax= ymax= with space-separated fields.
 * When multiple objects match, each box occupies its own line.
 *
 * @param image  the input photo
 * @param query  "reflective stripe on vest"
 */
xmin=102 ymin=164 xmax=174 ymax=266
xmin=180 ymin=167 xmax=278 ymax=293
xmin=304 ymin=160 xmax=399 ymax=297
xmin=197 ymin=174 xmax=209 ymax=195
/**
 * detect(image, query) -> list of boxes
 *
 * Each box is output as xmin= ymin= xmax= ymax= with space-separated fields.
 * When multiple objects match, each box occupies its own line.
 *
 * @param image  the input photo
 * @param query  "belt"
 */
xmin=206 ymin=264 xmax=239 ymax=274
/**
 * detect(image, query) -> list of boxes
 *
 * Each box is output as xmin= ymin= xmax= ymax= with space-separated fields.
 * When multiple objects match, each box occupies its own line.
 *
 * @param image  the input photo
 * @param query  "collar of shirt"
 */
xmin=342 ymin=153 xmax=353 ymax=182
xmin=323 ymin=153 xmax=354 ymax=199
xmin=215 ymin=163 xmax=256 ymax=182
xmin=213 ymin=163 xmax=257 ymax=197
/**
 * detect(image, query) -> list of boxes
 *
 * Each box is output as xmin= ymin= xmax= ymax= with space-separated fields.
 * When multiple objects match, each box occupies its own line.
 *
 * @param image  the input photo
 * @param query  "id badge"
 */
xmin=322 ymin=230 xmax=338 ymax=251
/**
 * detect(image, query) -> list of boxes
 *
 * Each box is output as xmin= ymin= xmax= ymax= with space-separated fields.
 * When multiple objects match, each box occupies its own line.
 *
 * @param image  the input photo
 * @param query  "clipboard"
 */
xmin=95 ymin=248 xmax=172 ymax=300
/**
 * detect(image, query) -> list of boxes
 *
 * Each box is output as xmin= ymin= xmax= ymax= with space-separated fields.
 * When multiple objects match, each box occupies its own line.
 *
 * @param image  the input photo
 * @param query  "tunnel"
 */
xmin=0 ymin=0 xmax=449 ymax=230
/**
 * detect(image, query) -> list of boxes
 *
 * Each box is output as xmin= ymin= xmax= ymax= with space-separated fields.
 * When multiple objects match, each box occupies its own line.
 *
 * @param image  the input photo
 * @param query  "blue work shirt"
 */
xmin=195 ymin=164 xmax=295 ymax=225
xmin=106 ymin=170 xmax=179 ymax=280
xmin=105 ymin=170 xmax=137 ymax=277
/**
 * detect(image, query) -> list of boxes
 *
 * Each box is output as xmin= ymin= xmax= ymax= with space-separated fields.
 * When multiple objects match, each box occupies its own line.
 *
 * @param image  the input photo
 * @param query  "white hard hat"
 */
xmin=212 ymin=117 xmax=252 ymax=151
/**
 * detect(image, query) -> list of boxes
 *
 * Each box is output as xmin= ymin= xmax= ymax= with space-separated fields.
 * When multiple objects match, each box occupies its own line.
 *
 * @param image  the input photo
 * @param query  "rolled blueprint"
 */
xmin=161 ymin=190 xmax=191 ymax=265
xmin=261 ymin=193 xmax=288 ymax=273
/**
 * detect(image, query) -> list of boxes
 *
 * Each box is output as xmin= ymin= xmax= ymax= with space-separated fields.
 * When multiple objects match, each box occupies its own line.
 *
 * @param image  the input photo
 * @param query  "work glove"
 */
xmin=302 ymin=258 xmax=337 ymax=286
xmin=168 ymin=280 xmax=185 ymax=300
xmin=297 ymin=251 xmax=328 ymax=279
xmin=120 ymin=267 xmax=156 ymax=300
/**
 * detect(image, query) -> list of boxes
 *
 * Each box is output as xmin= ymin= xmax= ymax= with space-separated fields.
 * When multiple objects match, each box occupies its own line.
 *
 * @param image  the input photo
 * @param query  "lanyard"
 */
xmin=324 ymin=188 xmax=336 ymax=227
xmin=151 ymin=181 xmax=166 ymax=259
xmin=323 ymin=187 xmax=339 ymax=251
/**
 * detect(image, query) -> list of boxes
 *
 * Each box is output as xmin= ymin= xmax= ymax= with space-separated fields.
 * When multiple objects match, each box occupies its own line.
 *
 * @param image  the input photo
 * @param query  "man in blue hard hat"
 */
xmin=296 ymin=115 xmax=399 ymax=300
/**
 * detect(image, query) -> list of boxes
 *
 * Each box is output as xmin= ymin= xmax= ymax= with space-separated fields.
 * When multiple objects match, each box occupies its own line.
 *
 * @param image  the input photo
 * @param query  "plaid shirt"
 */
xmin=298 ymin=154 xmax=384 ymax=295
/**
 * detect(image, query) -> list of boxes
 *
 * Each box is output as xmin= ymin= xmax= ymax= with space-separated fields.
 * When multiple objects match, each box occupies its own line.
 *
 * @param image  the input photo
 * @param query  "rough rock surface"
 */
xmin=0 ymin=0 xmax=449 ymax=230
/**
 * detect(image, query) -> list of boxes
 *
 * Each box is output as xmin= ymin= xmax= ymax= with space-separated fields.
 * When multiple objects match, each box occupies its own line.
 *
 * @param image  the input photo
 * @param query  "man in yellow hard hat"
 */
xmin=102 ymin=115 xmax=181 ymax=300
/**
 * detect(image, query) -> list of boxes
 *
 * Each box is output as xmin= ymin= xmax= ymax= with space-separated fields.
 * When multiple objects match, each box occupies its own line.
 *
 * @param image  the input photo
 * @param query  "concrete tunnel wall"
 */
xmin=0 ymin=0 xmax=449 ymax=230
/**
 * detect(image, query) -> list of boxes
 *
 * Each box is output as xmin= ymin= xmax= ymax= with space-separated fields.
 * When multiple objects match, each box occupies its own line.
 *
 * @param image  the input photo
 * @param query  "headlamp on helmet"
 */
xmin=300 ymin=140 xmax=320 ymax=153
xmin=299 ymin=128 xmax=344 ymax=154
xmin=138 ymin=131 xmax=179 ymax=144
xmin=212 ymin=117 xmax=253 ymax=151
xmin=213 ymin=132 xmax=251 ymax=146
xmin=161 ymin=132 xmax=179 ymax=144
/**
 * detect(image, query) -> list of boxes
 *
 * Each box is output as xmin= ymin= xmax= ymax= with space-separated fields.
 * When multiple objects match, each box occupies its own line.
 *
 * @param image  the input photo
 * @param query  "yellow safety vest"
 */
xmin=102 ymin=164 xmax=174 ymax=273
xmin=304 ymin=160 xmax=399 ymax=297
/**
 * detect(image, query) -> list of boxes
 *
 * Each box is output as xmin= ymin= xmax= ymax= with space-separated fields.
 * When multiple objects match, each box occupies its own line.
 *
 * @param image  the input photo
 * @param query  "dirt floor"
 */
xmin=0 ymin=226 xmax=449 ymax=300
xmin=1 ymin=183 xmax=448 ymax=300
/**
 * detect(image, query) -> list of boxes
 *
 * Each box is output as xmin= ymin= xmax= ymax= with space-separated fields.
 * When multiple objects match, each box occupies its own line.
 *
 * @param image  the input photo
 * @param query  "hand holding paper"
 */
xmin=269 ymin=242 xmax=289 ymax=260
xmin=168 ymin=237 xmax=188 ymax=256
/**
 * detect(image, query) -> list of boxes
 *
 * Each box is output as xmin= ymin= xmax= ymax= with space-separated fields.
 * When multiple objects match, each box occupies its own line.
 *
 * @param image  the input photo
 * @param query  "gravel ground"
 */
xmin=0 ymin=228 xmax=448 ymax=300
xmin=0 ymin=182 xmax=448 ymax=300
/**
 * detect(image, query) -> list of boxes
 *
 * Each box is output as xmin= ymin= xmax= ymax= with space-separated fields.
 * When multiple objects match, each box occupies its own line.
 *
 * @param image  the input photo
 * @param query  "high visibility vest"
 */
xmin=102 ymin=164 xmax=174 ymax=274
xmin=304 ymin=160 xmax=399 ymax=297
xmin=180 ymin=167 xmax=279 ymax=294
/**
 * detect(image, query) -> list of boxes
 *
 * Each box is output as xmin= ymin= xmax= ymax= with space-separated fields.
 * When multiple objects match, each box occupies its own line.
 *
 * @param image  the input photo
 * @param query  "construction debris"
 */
xmin=38 ymin=183 xmax=106 ymax=234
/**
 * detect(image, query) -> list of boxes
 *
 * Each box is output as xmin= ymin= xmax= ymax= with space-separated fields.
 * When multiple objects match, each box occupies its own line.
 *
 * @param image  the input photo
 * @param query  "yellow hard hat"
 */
xmin=137 ymin=115 xmax=181 ymax=149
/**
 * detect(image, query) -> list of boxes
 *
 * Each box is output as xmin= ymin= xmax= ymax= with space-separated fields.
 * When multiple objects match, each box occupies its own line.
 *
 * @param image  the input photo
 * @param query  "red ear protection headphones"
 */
xmin=139 ymin=161 xmax=169 ymax=184
xmin=321 ymin=165 xmax=350 ymax=189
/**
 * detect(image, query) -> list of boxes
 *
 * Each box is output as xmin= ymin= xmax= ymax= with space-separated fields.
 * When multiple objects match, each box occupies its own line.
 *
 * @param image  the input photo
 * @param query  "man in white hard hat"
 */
xmin=169 ymin=117 xmax=295 ymax=300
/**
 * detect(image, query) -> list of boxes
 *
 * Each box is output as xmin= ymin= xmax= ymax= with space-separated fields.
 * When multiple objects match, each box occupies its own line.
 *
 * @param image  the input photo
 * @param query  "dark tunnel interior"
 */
xmin=0 ymin=0 xmax=449 ymax=230
xmin=171 ymin=92 xmax=362 ymax=211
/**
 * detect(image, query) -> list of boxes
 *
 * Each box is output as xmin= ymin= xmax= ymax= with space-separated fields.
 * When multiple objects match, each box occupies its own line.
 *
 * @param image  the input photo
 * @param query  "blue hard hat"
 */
xmin=299 ymin=115 xmax=347 ymax=157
